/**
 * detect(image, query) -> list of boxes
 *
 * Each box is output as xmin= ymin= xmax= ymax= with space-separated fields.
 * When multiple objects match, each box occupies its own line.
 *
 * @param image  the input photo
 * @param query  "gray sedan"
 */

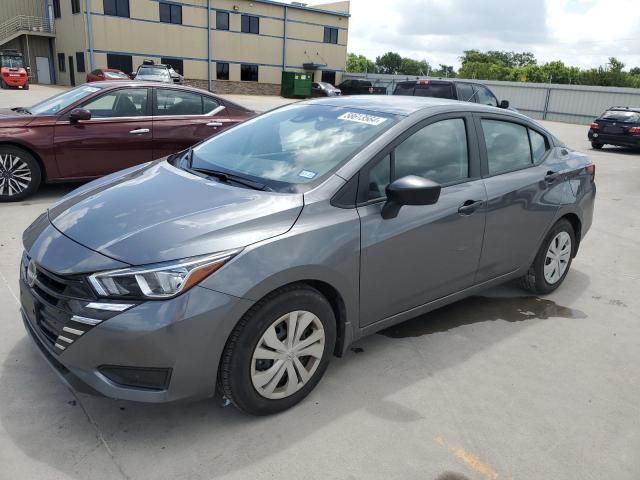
xmin=20 ymin=96 xmax=595 ymax=415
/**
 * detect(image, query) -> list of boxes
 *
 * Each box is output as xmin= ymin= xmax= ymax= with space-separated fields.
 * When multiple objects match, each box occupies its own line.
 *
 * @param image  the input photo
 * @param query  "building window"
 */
xmin=159 ymin=2 xmax=182 ymax=24
xmin=321 ymin=71 xmax=336 ymax=85
xmin=76 ymin=52 xmax=86 ymax=72
xmin=57 ymin=53 xmax=66 ymax=72
xmin=52 ymin=0 xmax=61 ymax=18
xmin=240 ymin=64 xmax=258 ymax=82
xmin=71 ymin=0 xmax=81 ymax=14
xmin=216 ymin=62 xmax=229 ymax=80
xmin=323 ymin=27 xmax=338 ymax=44
xmin=241 ymin=15 xmax=259 ymax=34
xmin=107 ymin=53 xmax=133 ymax=76
xmin=104 ymin=0 xmax=130 ymax=18
xmin=161 ymin=57 xmax=183 ymax=75
xmin=216 ymin=11 xmax=229 ymax=30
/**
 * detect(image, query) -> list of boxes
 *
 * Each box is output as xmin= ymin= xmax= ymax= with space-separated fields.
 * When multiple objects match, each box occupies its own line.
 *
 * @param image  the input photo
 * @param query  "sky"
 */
xmin=307 ymin=0 xmax=640 ymax=70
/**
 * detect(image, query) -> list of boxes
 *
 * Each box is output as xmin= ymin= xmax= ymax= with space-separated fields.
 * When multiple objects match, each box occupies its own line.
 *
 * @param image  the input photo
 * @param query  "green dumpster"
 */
xmin=281 ymin=71 xmax=312 ymax=98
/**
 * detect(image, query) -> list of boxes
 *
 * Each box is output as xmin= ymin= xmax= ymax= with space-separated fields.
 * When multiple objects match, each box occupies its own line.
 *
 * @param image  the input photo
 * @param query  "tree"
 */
xmin=399 ymin=57 xmax=430 ymax=76
xmin=630 ymin=67 xmax=640 ymax=76
xmin=432 ymin=64 xmax=456 ymax=78
xmin=375 ymin=52 xmax=403 ymax=75
xmin=346 ymin=53 xmax=376 ymax=73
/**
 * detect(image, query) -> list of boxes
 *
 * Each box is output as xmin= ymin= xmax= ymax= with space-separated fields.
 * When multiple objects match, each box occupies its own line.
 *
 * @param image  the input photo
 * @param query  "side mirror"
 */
xmin=381 ymin=175 xmax=441 ymax=219
xmin=69 ymin=108 xmax=91 ymax=123
xmin=499 ymin=99 xmax=510 ymax=109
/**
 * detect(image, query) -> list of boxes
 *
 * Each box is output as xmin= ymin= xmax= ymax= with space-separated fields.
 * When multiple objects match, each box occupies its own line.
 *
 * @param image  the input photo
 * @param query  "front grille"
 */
xmin=21 ymin=253 xmax=133 ymax=355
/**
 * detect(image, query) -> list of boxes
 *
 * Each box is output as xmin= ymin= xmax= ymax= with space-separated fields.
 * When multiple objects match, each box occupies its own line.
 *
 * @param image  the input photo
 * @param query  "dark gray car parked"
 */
xmin=20 ymin=96 xmax=595 ymax=415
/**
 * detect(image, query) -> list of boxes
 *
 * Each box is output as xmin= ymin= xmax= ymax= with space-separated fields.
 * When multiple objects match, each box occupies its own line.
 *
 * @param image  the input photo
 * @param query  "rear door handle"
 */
xmin=206 ymin=121 xmax=223 ymax=127
xmin=458 ymin=200 xmax=483 ymax=215
xmin=545 ymin=171 xmax=561 ymax=182
xmin=129 ymin=128 xmax=150 ymax=134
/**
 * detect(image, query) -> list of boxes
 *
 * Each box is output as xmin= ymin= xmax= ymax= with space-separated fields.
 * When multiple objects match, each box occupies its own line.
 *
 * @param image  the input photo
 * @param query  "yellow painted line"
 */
xmin=435 ymin=436 xmax=500 ymax=480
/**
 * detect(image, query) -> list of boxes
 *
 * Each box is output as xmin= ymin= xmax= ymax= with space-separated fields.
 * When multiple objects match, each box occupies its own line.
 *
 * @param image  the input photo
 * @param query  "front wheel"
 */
xmin=591 ymin=141 xmax=603 ymax=149
xmin=219 ymin=284 xmax=336 ymax=415
xmin=0 ymin=146 xmax=42 ymax=201
xmin=0 ymin=79 xmax=6 ymax=89
xmin=519 ymin=219 xmax=575 ymax=294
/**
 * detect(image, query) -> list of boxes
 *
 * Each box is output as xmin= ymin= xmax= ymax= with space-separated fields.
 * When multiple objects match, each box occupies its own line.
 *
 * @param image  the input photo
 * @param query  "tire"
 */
xmin=220 ymin=284 xmax=336 ymax=415
xmin=519 ymin=218 xmax=576 ymax=295
xmin=0 ymin=79 xmax=6 ymax=89
xmin=591 ymin=141 xmax=603 ymax=149
xmin=23 ymin=82 xmax=29 ymax=90
xmin=0 ymin=146 xmax=42 ymax=202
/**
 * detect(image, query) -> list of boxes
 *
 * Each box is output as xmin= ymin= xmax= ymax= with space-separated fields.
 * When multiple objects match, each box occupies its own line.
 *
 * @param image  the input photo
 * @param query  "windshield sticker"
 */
xmin=338 ymin=112 xmax=388 ymax=126
xmin=298 ymin=170 xmax=317 ymax=179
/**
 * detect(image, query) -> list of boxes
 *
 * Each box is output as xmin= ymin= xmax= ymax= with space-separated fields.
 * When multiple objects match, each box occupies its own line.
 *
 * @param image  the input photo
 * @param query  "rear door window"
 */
xmin=482 ymin=119 xmax=532 ymax=174
xmin=155 ymin=89 xmax=204 ymax=116
xmin=456 ymin=83 xmax=475 ymax=102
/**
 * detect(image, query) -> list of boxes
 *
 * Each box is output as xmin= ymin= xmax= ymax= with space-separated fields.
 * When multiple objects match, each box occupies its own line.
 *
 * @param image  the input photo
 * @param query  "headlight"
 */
xmin=88 ymin=249 xmax=241 ymax=299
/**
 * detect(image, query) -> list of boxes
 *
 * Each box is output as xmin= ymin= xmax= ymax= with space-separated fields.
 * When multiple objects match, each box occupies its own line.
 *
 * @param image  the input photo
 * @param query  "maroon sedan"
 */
xmin=86 ymin=68 xmax=130 ymax=82
xmin=0 ymin=81 xmax=255 ymax=200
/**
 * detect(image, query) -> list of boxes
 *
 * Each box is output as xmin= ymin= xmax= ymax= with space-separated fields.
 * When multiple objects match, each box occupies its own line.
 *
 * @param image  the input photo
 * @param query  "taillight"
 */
xmin=586 ymin=164 xmax=596 ymax=179
xmin=629 ymin=126 xmax=640 ymax=135
xmin=590 ymin=122 xmax=599 ymax=130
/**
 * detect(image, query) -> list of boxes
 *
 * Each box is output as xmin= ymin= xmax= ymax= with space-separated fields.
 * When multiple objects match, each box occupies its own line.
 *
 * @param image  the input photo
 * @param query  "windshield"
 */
xmin=0 ymin=55 xmax=24 ymax=69
xmin=137 ymin=67 xmax=170 ymax=78
xmin=104 ymin=70 xmax=129 ymax=79
xmin=189 ymin=104 xmax=398 ymax=192
xmin=29 ymin=85 xmax=101 ymax=115
xmin=601 ymin=110 xmax=640 ymax=122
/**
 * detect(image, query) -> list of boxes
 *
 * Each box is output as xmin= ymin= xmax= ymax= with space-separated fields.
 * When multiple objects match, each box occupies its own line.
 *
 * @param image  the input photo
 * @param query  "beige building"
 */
xmin=1 ymin=0 xmax=350 ymax=94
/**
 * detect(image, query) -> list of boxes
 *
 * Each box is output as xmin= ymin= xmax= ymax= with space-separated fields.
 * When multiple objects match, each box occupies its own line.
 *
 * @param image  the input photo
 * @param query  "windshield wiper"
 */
xmin=188 ymin=166 xmax=268 ymax=191
xmin=11 ymin=107 xmax=31 ymax=115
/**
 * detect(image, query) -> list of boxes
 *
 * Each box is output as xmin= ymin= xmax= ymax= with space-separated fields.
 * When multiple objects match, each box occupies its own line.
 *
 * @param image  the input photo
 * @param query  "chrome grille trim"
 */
xmin=85 ymin=302 xmax=133 ymax=312
xmin=71 ymin=315 xmax=102 ymax=326
xmin=62 ymin=326 xmax=84 ymax=336
xmin=54 ymin=343 xmax=66 ymax=350
xmin=58 ymin=335 xmax=74 ymax=344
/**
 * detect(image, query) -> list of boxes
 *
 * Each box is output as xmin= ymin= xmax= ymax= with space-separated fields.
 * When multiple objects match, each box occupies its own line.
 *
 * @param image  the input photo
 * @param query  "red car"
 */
xmin=0 ymin=50 xmax=29 ymax=90
xmin=0 ymin=82 xmax=255 ymax=200
xmin=86 ymin=68 xmax=130 ymax=82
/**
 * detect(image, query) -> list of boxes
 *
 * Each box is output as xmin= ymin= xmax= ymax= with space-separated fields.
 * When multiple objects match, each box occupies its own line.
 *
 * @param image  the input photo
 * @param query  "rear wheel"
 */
xmin=220 ymin=284 xmax=336 ymax=415
xmin=0 ymin=79 xmax=6 ymax=89
xmin=519 ymin=219 xmax=575 ymax=294
xmin=591 ymin=141 xmax=603 ymax=149
xmin=0 ymin=146 xmax=42 ymax=201
xmin=23 ymin=81 xmax=29 ymax=90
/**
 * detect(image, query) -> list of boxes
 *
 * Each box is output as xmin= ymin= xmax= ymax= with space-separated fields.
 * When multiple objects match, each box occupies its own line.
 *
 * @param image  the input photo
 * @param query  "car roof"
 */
xmin=302 ymin=95 xmax=506 ymax=116
xmin=607 ymin=107 xmax=640 ymax=113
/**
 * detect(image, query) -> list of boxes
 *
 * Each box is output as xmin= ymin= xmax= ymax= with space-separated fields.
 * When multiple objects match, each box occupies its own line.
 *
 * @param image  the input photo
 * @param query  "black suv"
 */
xmin=588 ymin=107 xmax=640 ymax=149
xmin=393 ymin=79 xmax=510 ymax=109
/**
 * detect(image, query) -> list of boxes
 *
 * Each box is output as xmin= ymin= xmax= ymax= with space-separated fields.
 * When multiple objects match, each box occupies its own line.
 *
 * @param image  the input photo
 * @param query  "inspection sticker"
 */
xmin=298 ymin=170 xmax=317 ymax=179
xmin=338 ymin=112 xmax=388 ymax=126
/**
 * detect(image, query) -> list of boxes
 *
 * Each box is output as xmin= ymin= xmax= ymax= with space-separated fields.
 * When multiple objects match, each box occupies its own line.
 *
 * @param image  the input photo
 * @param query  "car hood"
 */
xmin=0 ymin=109 xmax=33 ymax=126
xmin=48 ymin=160 xmax=304 ymax=266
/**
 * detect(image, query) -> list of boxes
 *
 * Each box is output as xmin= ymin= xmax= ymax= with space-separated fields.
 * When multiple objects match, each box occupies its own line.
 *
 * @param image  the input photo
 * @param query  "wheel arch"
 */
xmin=0 ymin=141 xmax=47 ymax=182
xmin=559 ymin=212 xmax=582 ymax=257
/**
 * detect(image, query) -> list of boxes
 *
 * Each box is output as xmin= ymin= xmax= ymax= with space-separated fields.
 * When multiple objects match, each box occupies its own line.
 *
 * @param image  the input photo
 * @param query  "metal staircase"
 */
xmin=0 ymin=16 xmax=55 ymax=47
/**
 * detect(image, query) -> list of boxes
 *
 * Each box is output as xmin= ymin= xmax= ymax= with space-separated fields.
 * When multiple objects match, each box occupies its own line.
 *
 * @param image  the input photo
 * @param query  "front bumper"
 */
xmin=20 ymin=275 xmax=253 ymax=403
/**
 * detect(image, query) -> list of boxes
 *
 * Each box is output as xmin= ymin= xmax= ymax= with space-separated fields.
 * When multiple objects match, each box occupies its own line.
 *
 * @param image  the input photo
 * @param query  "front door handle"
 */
xmin=458 ymin=200 xmax=483 ymax=215
xmin=206 ymin=121 xmax=223 ymax=127
xmin=545 ymin=171 xmax=561 ymax=183
xmin=129 ymin=128 xmax=150 ymax=134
